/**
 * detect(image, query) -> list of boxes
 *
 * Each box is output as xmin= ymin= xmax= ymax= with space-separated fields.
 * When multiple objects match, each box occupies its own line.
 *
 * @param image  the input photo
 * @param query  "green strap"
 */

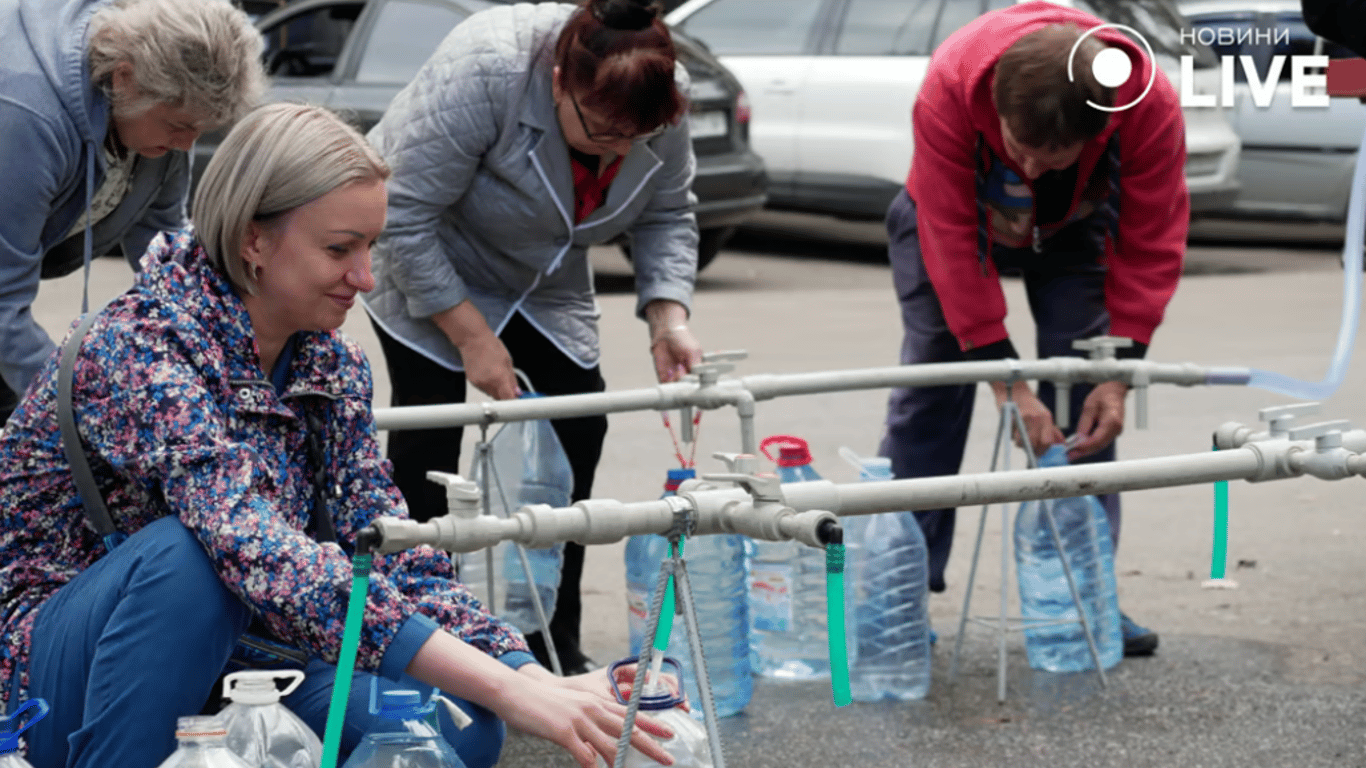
xmin=321 ymin=553 xmax=373 ymax=768
xmin=826 ymin=543 xmax=850 ymax=707
xmin=1211 ymin=445 xmax=1229 ymax=580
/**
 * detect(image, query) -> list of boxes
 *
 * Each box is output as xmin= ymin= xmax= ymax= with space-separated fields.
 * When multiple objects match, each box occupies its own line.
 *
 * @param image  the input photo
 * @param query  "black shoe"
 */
xmin=525 ymin=631 xmax=598 ymax=675
xmin=1121 ymin=612 xmax=1159 ymax=657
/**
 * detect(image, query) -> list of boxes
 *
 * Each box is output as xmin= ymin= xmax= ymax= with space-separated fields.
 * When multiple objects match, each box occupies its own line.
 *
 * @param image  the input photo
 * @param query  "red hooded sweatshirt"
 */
xmin=907 ymin=0 xmax=1188 ymax=355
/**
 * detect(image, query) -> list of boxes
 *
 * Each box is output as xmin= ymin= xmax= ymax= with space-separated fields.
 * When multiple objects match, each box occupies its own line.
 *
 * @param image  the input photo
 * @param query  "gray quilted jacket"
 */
xmin=362 ymin=2 xmax=699 ymax=370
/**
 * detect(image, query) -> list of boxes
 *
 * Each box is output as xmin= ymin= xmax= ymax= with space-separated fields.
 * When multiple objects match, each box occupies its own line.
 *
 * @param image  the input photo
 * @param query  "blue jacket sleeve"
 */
xmin=0 ymin=103 xmax=70 ymax=394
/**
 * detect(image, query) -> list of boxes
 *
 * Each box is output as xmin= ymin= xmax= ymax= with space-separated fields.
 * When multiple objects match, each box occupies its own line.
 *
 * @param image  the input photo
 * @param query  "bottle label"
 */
xmin=626 ymin=586 xmax=651 ymax=637
xmin=749 ymin=563 xmax=794 ymax=632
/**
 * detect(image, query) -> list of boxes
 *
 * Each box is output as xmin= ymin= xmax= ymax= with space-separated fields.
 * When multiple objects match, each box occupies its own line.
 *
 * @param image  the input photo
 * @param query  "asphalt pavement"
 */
xmin=42 ymin=224 xmax=1366 ymax=767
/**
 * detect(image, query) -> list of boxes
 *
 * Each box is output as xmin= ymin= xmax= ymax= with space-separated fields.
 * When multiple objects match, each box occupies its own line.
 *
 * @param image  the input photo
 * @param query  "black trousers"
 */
xmin=372 ymin=312 xmax=608 ymax=670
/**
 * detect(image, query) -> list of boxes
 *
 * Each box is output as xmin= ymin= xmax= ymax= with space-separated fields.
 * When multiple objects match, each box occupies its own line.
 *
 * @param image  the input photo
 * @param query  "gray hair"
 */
xmin=193 ymin=103 xmax=390 ymax=296
xmin=88 ymin=0 xmax=267 ymax=125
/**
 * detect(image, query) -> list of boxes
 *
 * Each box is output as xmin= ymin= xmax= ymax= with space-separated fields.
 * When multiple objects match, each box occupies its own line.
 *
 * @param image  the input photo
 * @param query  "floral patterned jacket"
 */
xmin=0 ymin=227 xmax=530 ymax=702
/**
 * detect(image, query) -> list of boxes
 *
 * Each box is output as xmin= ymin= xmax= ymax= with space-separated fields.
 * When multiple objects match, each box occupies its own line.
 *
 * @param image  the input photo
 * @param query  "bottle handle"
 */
xmin=758 ymin=434 xmax=806 ymax=463
xmin=0 ymin=699 xmax=49 ymax=747
xmin=837 ymin=446 xmax=864 ymax=473
xmin=222 ymin=668 xmax=306 ymax=701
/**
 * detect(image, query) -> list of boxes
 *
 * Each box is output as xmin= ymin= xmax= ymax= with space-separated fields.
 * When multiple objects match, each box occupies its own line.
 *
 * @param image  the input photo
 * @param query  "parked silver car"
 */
xmin=1180 ymin=0 xmax=1366 ymax=224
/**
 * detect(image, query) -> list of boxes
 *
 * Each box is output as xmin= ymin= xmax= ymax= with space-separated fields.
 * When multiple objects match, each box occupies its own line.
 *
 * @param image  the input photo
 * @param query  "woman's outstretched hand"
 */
xmin=645 ymin=299 xmax=702 ymax=383
xmin=506 ymin=664 xmax=675 ymax=768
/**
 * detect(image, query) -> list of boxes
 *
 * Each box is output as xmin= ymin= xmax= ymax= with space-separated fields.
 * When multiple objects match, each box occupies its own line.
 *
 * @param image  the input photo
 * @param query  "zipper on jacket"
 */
xmin=1032 ymin=224 xmax=1042 ymax=254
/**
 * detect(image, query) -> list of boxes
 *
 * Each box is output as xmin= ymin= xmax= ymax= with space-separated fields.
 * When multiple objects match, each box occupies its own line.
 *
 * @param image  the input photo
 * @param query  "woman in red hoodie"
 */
xmin=878 ymin=1 xmax=1188 ymax=657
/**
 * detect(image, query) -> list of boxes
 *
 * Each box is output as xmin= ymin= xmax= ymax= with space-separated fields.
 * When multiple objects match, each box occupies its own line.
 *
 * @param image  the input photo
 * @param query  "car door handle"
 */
xmin=763 ymin=79 xmax=797 ymax=95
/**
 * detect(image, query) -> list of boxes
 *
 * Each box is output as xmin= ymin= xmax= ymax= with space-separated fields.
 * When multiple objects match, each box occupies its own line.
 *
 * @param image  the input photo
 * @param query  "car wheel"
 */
xmin=618 ymin=226 xmax=733 ymax=273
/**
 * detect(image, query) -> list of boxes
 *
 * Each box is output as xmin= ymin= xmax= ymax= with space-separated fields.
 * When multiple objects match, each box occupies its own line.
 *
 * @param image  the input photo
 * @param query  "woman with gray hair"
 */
xmin=0 ymin=0 xmax=266 ymax=425
xmin=0 ymin=102 xmax=673 ymax=768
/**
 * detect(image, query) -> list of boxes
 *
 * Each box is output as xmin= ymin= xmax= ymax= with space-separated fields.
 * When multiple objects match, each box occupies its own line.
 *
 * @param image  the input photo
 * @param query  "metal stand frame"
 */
xmin=468 ymin=421 xmax=564 ymax=676
xmin=614 ymin=504 xmax=727 ymax=768
xmin=947 ymin=381 xmax=1108 ymax=702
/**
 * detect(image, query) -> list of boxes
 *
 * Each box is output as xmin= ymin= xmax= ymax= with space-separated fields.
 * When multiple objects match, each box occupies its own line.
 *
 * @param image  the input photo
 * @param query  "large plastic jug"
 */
xmin=156 ymin=716 xmax=254 ymax=768
xmin=1014 ymin=444 xmax=1123 ymax=672
xmin=459 ymin=398 xmax=573 ymax=635
xmin=219 ymin=669 xmax=323 ymax=768
xmin=838 ymin=448 xmax=932 ymax=701
xmin=340 ymin=683 xmax=468 ymax=768
xmin=748 ymin=435 xmax=829 ymax=680
xmin=0 ymin=699 xmax=48 ymax=768
xmin=623 ymin=468 xmax=752 ymax=718
xmin=596 ymin=657 xmax=713 ymax=768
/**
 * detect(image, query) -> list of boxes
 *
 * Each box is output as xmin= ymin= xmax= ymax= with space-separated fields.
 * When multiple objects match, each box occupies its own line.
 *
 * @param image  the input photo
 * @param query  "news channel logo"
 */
xmin=1064 ymin=23 xmax=1156 ymax=113
xmin=1066 ymin=23 xmax=1347 ymax=110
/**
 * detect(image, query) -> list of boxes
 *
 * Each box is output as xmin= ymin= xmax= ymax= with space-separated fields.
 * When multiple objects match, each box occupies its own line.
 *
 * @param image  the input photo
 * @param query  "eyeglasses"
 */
xmin=568 ymin=91 xmax=667 ymax=144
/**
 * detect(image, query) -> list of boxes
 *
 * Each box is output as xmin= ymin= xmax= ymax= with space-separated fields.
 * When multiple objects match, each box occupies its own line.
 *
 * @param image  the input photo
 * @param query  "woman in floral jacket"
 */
xmin=0 ymin=103 xmax=670 ymax=768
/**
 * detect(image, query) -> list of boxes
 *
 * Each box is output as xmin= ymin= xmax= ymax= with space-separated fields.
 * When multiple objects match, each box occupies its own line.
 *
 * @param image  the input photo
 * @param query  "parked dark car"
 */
xmin=193 ymin=0 xmax=768 ymax=271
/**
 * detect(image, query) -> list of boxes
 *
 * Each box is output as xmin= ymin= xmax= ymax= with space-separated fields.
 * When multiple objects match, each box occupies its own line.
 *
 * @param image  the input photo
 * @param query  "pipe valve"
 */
xmin=703 ymin=452 xmax=783 ymax=503
xmin=1258 ymin=402 xmax=1322 ymax=437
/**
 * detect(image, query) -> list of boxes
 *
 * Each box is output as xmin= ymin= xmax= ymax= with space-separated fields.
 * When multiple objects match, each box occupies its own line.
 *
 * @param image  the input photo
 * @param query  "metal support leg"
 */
xmin=951 ymin=377 xmax=1107 ymax=702
xmin=474 ymin=425 xmax=561 ymax=676
xmin=614 ymin=534 xmax=728 ymax=768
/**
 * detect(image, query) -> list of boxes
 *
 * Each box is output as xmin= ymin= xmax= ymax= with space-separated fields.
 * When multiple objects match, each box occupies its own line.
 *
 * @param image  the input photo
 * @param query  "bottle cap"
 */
xmin=377 ymin=690 xmax=426 ymax=719
xmin=607 ymin=656 xmax=688 ymax=710
xmin=664 ymin=467 xmax=696 ymax=491
xmin=174 ymin=715 xmax=228 ymax=739
xmin=759 ymin=435 xmax=812 ymax=467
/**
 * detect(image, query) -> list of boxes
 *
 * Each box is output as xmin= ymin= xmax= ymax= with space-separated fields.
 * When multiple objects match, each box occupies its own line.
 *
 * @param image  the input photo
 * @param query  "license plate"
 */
xmin=688 ymin=110 xmax=728 ymax=139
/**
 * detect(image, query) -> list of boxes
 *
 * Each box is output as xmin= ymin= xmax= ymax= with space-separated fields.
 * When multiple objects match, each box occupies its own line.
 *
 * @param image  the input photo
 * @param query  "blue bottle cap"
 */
xmin=665 ymin=468 xmax=696 ymax=482
xmin=377 ymin=690 xmax=430 ymax=720
xmin=606 ymin=656 xmax=688 ymax=710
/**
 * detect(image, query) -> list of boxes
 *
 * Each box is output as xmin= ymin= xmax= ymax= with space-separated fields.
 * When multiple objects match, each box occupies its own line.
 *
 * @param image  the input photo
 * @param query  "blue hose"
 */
xmin=1244 ymin=121 xmax=1366 ymax=400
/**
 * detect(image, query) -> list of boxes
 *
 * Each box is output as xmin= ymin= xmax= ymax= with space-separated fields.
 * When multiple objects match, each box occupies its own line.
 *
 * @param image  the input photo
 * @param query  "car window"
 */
xmin=355 ymin=0 xmax=466 ymax=83
xmin=834 ymin=0 xmax=939 ymax=55
xmin=931 ymin=0 xmax=983 ymax=51
xmin=260 ymin=2 xmax=362 ymax=78
xmin=673 ymin=0 xmax=825 ymax=55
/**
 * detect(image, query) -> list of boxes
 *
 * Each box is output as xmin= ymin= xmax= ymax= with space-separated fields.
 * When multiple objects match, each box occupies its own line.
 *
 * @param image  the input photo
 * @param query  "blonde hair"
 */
xmin=193 ymin=103 xmax=391 ymax=295
xmin=87 ymin=0 xmax=266 ymax=125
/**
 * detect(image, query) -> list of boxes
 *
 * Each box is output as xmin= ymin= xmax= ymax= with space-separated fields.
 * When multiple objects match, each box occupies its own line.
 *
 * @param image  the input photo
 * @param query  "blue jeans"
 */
xmin=879 ymin=190 xmax=1122 ymax=592
xmin=14 ymin=516 xmax=504 ymax=768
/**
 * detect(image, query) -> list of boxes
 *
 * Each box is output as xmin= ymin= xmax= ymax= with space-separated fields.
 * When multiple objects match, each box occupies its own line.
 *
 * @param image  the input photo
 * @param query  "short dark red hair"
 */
xmin=555 ymin=0 xmax=687 ymax=136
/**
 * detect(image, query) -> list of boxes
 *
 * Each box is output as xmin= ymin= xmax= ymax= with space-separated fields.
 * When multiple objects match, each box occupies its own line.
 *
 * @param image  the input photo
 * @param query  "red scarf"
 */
xmin=570 ymin=154 xmax=624 ymax=223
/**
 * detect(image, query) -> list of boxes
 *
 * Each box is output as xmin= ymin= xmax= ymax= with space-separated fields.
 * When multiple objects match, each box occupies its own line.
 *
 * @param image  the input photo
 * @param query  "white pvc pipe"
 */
xmin=372 ymin=357 xmax=1250 ymax=431
xmin=366 ymin=443 xmax=1296 ymax=554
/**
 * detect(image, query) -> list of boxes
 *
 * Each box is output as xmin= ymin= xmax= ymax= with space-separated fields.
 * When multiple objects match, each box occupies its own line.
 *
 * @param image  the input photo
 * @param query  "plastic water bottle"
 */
xmin=838 ymin=448 xmax=932 ymax=701
xmin=624 ymin=468 xmax=752 ymax=718
xmin=156 ymin=716 xmax=254 ymax=768
xmin=218 ymin=670 xmax=322 ymax=768
xmin=596 ymin=657 xmax=714 ymax=768
xmin=748 ymin=435 xmax=829 ymax=680
xmin=1013 ymin=444 xmax=1123 ymax=672
xmin=459 ymin=403 xmax=572 ymax=634
xmin=0 ymin=699 xmax=48 ymax=768
xmin=341 ymin=687 xmax=467 ymax=768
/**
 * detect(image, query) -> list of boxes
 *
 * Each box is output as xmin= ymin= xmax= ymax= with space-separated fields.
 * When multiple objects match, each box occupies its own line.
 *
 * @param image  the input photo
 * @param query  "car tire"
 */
xmin=618 ymin=226 xmax=733 ymax=273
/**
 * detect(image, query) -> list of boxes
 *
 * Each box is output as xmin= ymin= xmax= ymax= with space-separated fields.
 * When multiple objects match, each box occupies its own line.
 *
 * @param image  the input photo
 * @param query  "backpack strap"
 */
xmin=57 ymin=306 xmax=125 ymax=552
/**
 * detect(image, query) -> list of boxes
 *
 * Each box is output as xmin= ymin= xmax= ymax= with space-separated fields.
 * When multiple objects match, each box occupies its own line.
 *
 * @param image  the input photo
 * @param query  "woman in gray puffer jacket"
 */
xmin=364 ymin=0 xmax=705 ymax=675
